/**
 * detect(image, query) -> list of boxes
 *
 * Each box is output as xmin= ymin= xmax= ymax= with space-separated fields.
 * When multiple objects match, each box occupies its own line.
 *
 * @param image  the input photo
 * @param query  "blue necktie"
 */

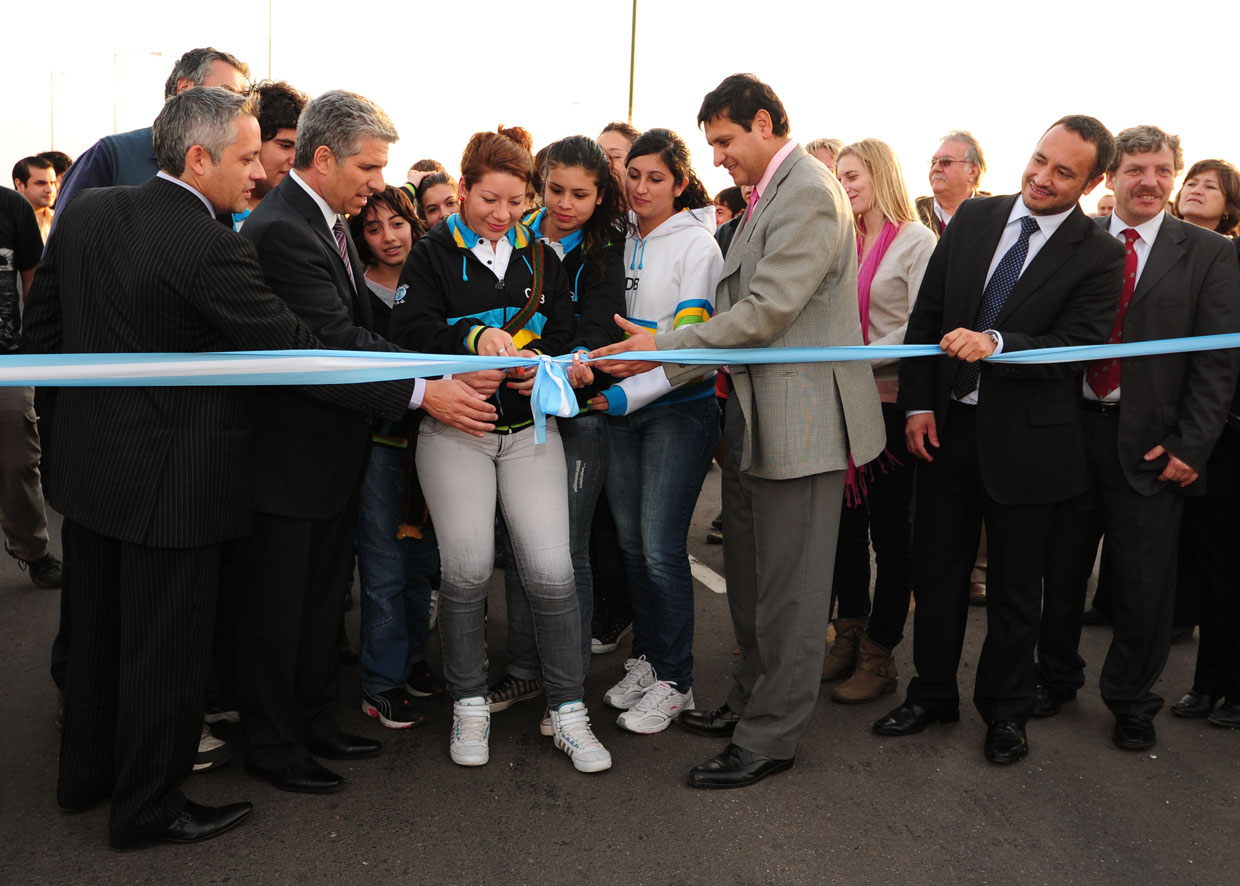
xmin=953 ymin=215 xmax=1039 ymax=399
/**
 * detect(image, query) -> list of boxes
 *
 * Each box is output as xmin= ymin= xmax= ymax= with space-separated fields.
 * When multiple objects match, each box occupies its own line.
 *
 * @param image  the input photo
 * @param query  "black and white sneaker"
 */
xmin=362 ymin=688 xmax=427 ymax=729
xmin=591 ymin=617 xmax=633 ymax=655
xmin=485 ymin=673 xmax=544 ymax=712
xmin=405 ymin=660 xmax=445 ymax=697
xmin=193 ymin=723 xmax=234 ymax=772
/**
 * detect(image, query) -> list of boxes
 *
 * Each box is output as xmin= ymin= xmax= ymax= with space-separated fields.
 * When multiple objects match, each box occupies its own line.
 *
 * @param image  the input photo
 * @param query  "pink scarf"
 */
xmin=845 ymin=218 xmax=905 ymax=506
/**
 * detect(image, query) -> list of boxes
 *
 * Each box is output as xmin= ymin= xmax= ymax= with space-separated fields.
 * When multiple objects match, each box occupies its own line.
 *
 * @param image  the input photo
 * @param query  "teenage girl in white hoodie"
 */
xmin=588 ymin=128 xmax=724 ymax=734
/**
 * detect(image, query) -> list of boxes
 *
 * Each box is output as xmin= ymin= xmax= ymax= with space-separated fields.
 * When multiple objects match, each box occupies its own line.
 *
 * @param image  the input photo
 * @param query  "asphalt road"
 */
xmin=2 ymin=464 xmax=1238 ymax=885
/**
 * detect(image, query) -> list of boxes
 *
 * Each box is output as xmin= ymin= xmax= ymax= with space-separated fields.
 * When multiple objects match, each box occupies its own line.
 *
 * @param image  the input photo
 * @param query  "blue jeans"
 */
xmin=502 ymin=412 xmax=608 ymax=679
xmin=356 ymin=444 xmax=440 ymax=695
xmin=417 ymin=418 xmax=582 ymax=706
xmin=605 ymin=397 xmax=719 ymax=690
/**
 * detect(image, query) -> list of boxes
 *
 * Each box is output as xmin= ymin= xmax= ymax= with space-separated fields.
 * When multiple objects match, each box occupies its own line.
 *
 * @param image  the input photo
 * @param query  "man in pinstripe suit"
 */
xmin=23 ymin=88 xmax=493 ymax=849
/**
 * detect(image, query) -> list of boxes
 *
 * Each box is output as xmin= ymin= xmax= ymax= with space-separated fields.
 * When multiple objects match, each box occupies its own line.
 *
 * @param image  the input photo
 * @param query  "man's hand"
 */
xmin=1144 ymin=444 xmax=1199 ymax=487
xmin=422 ymin=378 xmax=497 ymax=437
xmin=941 ymin=328 xmax=997 ymax=363
xmin=456 ymin=369 xmax=505 ymax=398
xmin=588 ymin=315 xmax=659 ymax=378
xmin=906 ymin=413 xmax=940 ymax=462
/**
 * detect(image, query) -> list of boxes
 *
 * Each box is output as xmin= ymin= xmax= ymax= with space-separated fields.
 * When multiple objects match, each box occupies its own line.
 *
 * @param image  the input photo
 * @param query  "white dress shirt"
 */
xmin=156 ymin=171 xmax=216 ymax=217
xmin=1081 ymin=210 xmax=1165 ymax=403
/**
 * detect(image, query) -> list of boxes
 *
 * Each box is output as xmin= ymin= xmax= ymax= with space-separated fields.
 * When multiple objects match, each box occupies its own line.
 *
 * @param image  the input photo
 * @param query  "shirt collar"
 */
xmin=156 ymin=170 xmax=216 ymax=217
xmin=525 ymin=207 xmax=584 ymax=254
xmin=751 ymin=140 xmax=799 ymax=202
xmin=447 ymin=213 xmax=528 ymax=250
xmin=289 ymin=169 xmax=339 ymax=233
xmin=1012 ymin=195 xmax=1075 ymax=240
xmin=1108 ymin=209 xmax=1164 ymax=247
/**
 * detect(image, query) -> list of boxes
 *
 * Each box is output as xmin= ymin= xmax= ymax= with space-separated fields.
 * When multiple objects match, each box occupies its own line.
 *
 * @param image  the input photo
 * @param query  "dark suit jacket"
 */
xmin=240 ymin=174 xmax=413 ymax=519
xmin=20 ymin=176 xmax=400 ymax=547
xmin=899 ymin=194 xmax=1126 ymax=505
xmin=1092 ymin=213 xmax=1240 ymax=495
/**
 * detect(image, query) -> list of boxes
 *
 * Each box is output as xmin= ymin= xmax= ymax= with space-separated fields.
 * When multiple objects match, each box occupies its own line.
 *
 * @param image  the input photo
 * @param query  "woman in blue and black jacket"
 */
xmin=387 ymin=126 xmax=612 ymax=775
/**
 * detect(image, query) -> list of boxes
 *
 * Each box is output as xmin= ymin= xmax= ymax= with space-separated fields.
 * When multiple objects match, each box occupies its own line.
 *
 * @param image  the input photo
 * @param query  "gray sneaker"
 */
xmin=486 ymin=673 xmax=544 ymax=712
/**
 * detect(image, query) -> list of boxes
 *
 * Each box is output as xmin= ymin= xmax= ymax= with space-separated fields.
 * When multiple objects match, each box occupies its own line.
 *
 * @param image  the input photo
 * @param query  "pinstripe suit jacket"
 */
xmin=22 ymin=176 xmax=408 ymax=547
xmin=241 ymin=175 xmax=414 ymax=518
xmin=656 ymin=145 xmax=885 ymax=480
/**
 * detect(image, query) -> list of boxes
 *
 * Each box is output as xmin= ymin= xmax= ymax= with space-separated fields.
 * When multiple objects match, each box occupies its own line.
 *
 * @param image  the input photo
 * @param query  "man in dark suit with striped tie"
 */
xmin=23 ymin=87 xmax=491 ymax=850
xmin=874 ymin=117 xmax=1126 ymax=765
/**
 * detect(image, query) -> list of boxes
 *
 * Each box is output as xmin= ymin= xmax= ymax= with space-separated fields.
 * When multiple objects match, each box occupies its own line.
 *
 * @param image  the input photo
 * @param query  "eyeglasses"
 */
xmin=928 ymin=158 xmax=973 ymax=170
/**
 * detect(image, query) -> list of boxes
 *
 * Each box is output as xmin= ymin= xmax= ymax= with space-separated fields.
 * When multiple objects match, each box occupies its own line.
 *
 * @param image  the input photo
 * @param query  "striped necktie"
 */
xmin=331 ymin=217 xmax=357 ymax=291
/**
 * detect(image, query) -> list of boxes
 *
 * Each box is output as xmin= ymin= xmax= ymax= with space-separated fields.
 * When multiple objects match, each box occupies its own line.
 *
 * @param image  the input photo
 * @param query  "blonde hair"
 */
xmin=836 ymin=138 xmax=916 ymax=228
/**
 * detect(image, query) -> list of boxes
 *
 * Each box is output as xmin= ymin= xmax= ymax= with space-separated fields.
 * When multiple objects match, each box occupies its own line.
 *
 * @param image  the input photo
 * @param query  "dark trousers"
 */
xmin=832 ymin=402 xmax=915 ymax=649
xmin=1039 ymin=410 xmax=1179 ymax=717
xmin=904 ymin=402 xmax=1055 ymax=723
xmin=1185 ymin=427 xmax=1240 ymax=700
xmin=589 ymin=489 xmax=631 ymax=626
xmin=56 ymin=519 xmax=220 ymax=849
xmin=238 ymin=495 xmax=357 ymax=771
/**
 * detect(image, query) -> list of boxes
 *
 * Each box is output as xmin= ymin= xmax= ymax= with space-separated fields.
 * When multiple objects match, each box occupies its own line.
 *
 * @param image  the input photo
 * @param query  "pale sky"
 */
xmin=4 ymin=0 xmax=1235 ymax=214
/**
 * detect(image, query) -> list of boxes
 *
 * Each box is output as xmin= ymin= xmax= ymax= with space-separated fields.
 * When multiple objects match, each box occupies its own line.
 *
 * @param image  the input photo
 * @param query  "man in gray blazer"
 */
xmin=592 ymin=73 xmax=884 ymax=788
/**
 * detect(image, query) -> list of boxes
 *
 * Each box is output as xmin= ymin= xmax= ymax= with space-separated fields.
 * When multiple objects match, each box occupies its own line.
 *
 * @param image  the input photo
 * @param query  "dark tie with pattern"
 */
xmin=1086 ymin=228 xmax=1140 ymax=398
xmin=952 ymin=215 xmax=1039 ymax=399
xmin=331 ymin=217 xmax=356 ymax=291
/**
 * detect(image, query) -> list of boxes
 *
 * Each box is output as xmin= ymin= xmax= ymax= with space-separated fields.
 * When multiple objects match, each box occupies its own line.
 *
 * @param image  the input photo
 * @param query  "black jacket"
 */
xmin=388 ymin=215 xmax=576 ymax=429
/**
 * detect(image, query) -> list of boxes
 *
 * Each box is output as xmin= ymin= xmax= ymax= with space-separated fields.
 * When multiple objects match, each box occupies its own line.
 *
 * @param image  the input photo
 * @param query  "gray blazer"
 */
xmin=656 ymin=145 xmax=884 ymax=479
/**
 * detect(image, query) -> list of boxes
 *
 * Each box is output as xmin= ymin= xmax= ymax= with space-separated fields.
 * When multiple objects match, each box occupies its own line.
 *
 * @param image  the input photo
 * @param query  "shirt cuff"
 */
xmin=408 ymin=378 xmax=426 ymax=410
xmin=982 ymin=329 xmax=1004 ymax=354
xmin=905 ymin=409 xmax=933 ymax=418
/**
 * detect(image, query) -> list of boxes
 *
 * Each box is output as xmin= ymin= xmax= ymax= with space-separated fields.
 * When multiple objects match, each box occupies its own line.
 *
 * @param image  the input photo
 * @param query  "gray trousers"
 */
xmin=722 ymin=396 xmax=844 ymax=759
xmin=0 ymin=386 xmax=50 ymax=561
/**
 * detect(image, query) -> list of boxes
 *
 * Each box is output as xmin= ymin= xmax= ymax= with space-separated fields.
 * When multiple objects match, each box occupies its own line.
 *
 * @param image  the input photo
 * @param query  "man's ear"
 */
xmin=185 ymin=145 xmax=211 ymax=177
xmin=1084 ymin=174 xmax=1105 ymax=196
xmin=753 ymin=110 xmax=772 ymax=138
xmin=312 ymin=144 xmax=335 ymax=176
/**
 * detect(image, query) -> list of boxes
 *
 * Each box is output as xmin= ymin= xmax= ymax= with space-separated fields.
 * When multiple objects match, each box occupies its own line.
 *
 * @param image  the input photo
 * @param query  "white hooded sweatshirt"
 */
xmin=600 ymin=206 xmax=723 ymax=415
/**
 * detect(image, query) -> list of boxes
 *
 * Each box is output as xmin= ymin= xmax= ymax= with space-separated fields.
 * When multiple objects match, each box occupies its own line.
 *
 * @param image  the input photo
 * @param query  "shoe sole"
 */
xmin=872 ymin=710 xmax=960 ymax=736
xmin=603 ymin=689 xmax=649 ymax=710
xmin=592 ymin=625 xmax=633 ymax=655
xmin=984 ymin=746 xmax=1029 ymax=764
xmin=404 ymin=684 xmax=442 ymax=698
xmin=688 ymin=757 xmax=794 ymax=789
xmin=192 ymin=746 xmax=235 ymax=773
xmin=1208 ymin=715 xmax=1240 ymax=728
xmin=559 ymin=750 xmax=612 ymax=773
xmin=677 ymin=718 xmax=737 ymax=738
xmin=450 ymin=751 xmax=489 ymax=766
xmin=1113 ymin=736 xmax=1156 ymax=750
xmin=488 ymin=689 xmax=542 ymax=713
xmin=361 ymin=700 xmax=423 ymax=730
xmin=540 ymin=719 xmax=553 ymax=737
xmin=617 ymin=716 xmax=676 ymax=734
xmin=830 ymin=682 xmax=897 ymax=704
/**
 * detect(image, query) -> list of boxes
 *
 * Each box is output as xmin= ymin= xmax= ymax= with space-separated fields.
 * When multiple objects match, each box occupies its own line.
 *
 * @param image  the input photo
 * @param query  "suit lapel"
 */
xmin=1129 ymin=214 xmax=1185 ymax=309
xmin=960 ymin=195 xmax=1016 ymax=324
xmin=722 ymin=147 xmax=804 ymax=278
xmin=278 ymin=176 xmax=362 ymax=319
xmin=995 ymin=204 xmax=1087 ymax=324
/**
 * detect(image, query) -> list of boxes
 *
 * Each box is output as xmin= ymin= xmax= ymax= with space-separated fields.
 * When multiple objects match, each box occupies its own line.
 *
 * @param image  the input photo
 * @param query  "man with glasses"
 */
xmin=916 ymin=130 xmax=986 ymax=238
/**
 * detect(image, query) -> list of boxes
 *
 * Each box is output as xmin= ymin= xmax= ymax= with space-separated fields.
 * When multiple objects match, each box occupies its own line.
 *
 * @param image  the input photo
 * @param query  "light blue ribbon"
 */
xmin=7 ymin=332 xmax=1240 ymax=441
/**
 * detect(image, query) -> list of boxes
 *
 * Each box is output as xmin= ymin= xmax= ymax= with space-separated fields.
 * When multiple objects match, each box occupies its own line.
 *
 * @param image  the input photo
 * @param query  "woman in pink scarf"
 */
xmin=822 ymin=139 xmax=936 ymax=704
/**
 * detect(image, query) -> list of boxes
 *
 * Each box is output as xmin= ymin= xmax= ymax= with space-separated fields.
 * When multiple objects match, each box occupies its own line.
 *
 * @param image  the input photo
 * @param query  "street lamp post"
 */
xmin=112 ymin=51 xmax=163 ymax=134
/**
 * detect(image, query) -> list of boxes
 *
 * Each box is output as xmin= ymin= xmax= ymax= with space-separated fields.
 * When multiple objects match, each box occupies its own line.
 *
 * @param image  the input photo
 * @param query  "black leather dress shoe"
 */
xmin=983 ymin=720 xmax=1028 ymax=764
xmin=687 ymin=743 xmax=793 ymax=789
xmin=245 ymin=758 xmax=344 ymax=794
xmin=1208 ymin=701 xmax=1240 ymax=729
xmin=310 ymin=732 xmax=382 ymax=760
xmin=152 ymin=800 xmax=253 ymax=845
xmin=1112 ymin=714 xmax=1156 ymax=750
xmin=1032 ymin=685 xmax=1075 ymax=718
xmin=1170 ymin=689 xmax=1218 ymax=718
xmin=872 ymin=702 xmax=959 ymax=736
xmin=679 ymin=703 xmax=741 ymax=737
xmin=1081 ymin=606 xmax=1110 ymax=626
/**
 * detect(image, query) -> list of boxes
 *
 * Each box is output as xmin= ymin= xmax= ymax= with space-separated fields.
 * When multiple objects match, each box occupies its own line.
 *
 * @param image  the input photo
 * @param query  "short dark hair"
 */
xmin=348 ymin=186 xmax=426 ymax=267
xmin=12 ymin=155 xmax=53 ymax=185
xmin=600 ymin=120 xmax=640 ymax=144
xmin=253 ymin=80 xmax=307 ymax=142
xmin=697 ymin=73 xmax=790 ymax=137
xmin=1047 ymin=115 xmax=1115 ymax=181
xmin=715 ymin=186 xmax=745 ymax=215
xmin=163 ymin=47 xmax=250 ymax=99
xmin=410 ymin=158 xmax=446 ymax=174
xmin=37 ymin=150 xmax=72 ymax=177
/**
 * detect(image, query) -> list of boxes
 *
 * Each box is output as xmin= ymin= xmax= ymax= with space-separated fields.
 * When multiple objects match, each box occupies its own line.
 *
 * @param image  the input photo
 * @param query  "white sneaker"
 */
xmin=616 ymin=681 xmax=694 ymax=734
xmin=540 ymin=709 xmax=553 ymax=737
xmin=603 ymin=656 xmax=655 ymax=710
xmin=551 ymin=702 xmax=612 ymax=773
xmin=450 ymin=696 xmax=490 ymax=766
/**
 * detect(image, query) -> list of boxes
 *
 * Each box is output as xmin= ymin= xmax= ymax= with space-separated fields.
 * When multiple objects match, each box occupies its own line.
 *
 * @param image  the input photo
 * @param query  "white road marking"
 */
xmin=689 ymin=555 xmax=727 ymax=595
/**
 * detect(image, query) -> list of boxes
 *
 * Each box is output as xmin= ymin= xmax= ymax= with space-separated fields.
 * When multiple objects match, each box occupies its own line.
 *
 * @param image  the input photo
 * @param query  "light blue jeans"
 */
xmin=501 ymin=411 xmax=608 ymax=680
xmin=417 ymin=418 xmax=582 ymax=706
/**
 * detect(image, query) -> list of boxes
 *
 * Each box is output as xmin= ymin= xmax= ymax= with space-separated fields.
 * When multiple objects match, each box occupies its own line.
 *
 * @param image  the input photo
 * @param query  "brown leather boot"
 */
xmin=821 ymin=617 xmax=867 ymax=682
xmin=830 ymin=633 xmax=897 ymax=703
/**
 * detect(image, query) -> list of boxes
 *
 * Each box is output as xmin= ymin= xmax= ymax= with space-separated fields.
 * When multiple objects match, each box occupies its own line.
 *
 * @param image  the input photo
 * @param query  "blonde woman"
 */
xmin=823 ymin=138 xmax=936 ymax=704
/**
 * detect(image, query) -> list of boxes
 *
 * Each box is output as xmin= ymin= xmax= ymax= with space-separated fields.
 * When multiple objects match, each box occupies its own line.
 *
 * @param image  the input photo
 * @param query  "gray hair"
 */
xmin=1111 ymin=125 xmax=1184 ymax=174
xmin=153 ymin=87 xmax=257 ymax=176
xmin=940 ymin=130 xmax=986 ymax=179
xmin=163 ymin=47 xmax=250 ymax=100
xmin=806 ymin=137 xmax=844 ymax=157
xmin=293 ymin=90 xmax=399 ymax=170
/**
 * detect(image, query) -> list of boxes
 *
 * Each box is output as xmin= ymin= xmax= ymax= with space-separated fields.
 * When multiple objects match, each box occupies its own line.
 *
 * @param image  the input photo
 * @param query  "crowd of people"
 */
xmin=4 ymin=46 xmax=1240 ymax=850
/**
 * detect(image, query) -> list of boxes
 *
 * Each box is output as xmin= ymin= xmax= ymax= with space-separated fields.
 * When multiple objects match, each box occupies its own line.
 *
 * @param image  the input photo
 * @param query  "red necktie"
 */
xmin=1086 ymin=228 xmax=1140 ymax=398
